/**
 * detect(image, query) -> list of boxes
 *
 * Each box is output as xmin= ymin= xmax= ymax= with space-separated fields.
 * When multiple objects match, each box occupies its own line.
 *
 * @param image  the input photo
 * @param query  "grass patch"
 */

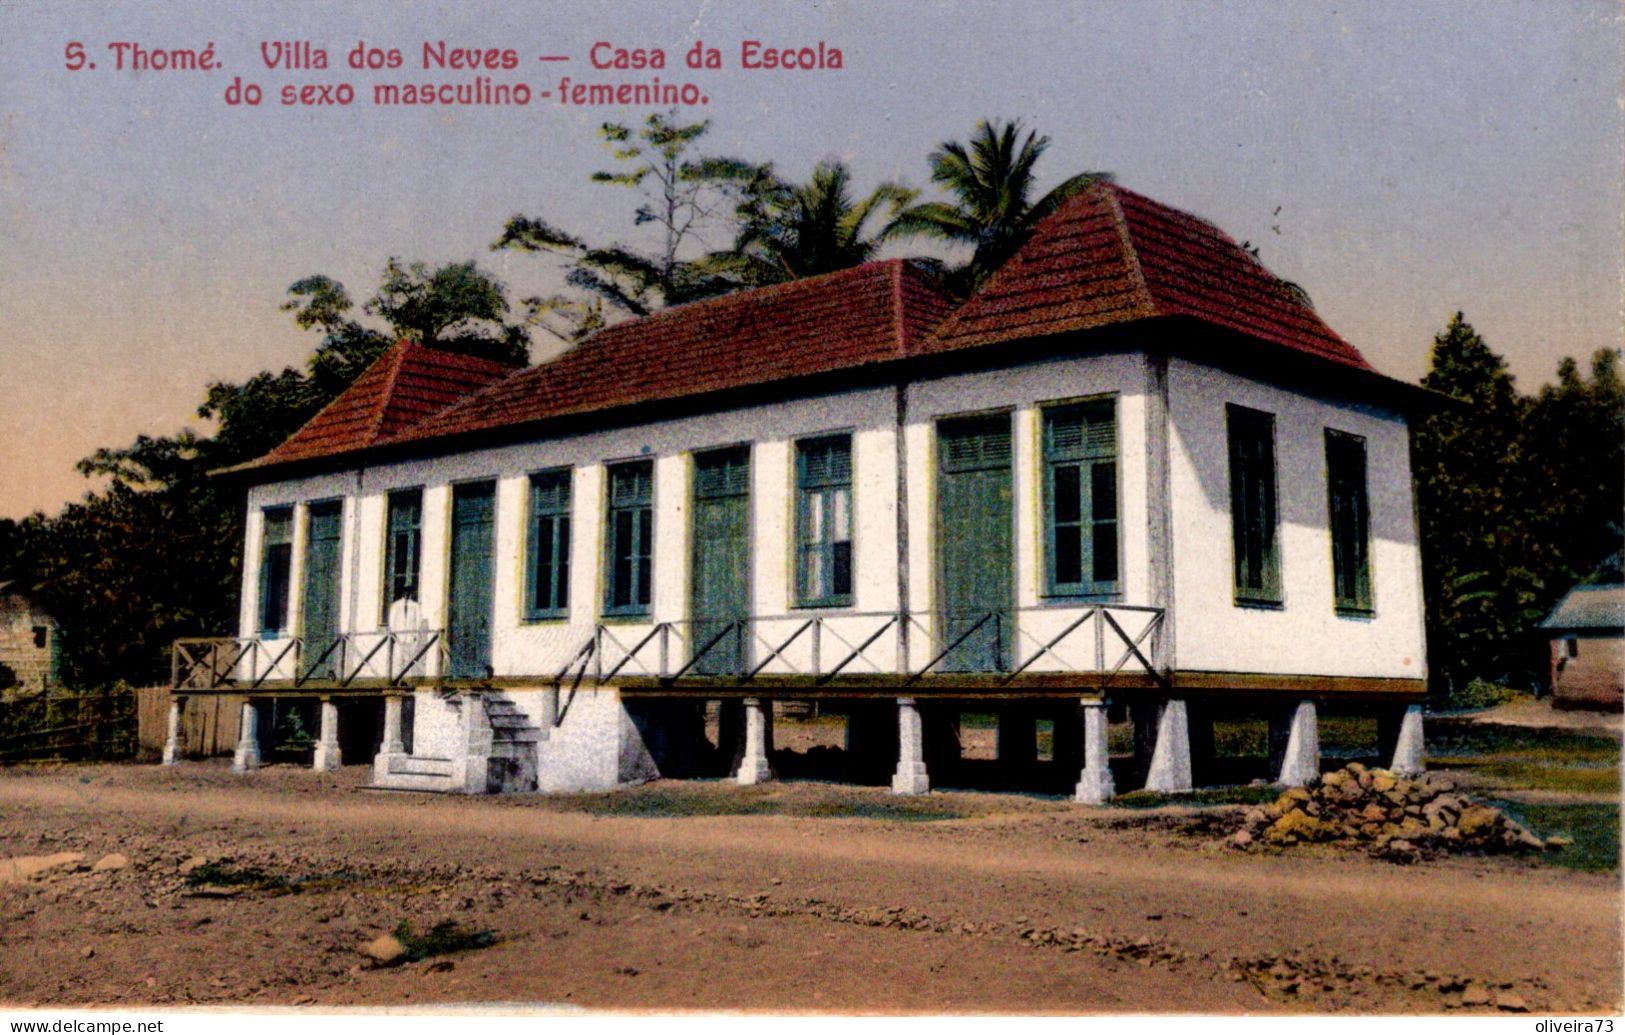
xmin=1462 ymin=761 xmax=1620 ymax=796
xmin=543 ymin=783 xmax=972 ymax=822
xmin=791 ymin=798 xmax=970 ymax=822
xmin=1424 ymin=719 xmax=1620 ymax=764
xmin=182 ymin=862 xmax=369 ymax=895
xmin=1112 ymin=785 xmax=1280 ymax=809
xmin=183 ymin=862 xmax=294 ymax=893
xmin=393 ymin=920 xmax=495 ymax=960
xmin=545 ymin=785 xmax=781 ymax=818
xmin=1494 ymin=801 xmax=1620 ymax=873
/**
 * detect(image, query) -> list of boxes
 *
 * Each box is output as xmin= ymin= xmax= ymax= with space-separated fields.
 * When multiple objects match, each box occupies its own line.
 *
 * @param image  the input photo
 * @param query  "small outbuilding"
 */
xmin=1539 ymin=581 xmax=1624 ymax=711
xmin=0 ymin=581 xmax=60 ymax=696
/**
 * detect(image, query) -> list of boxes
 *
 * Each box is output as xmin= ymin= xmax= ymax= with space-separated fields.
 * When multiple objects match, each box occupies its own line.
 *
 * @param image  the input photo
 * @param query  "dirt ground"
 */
xmin=0 ymin=760 xmax=1618 ymax=1015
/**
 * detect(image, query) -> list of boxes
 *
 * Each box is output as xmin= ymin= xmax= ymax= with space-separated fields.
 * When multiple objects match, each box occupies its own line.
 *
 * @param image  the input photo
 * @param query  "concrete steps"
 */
xmin=372 ymin=690 xmax=544 ymax=794
xmin=374 ymin=754 xmax=459 ymax=792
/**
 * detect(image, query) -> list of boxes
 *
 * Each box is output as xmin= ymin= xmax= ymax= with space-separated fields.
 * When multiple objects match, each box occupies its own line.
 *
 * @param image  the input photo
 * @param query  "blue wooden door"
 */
xmin=690 ymin=447 xmax=751 ymax=676
xmin=300 ymin=501 xmax=344 ymax=680
xmin=937 ymin=416 xmax=1013 ymax=672
xmin=448 ymin=483 xmax=495 ymax=679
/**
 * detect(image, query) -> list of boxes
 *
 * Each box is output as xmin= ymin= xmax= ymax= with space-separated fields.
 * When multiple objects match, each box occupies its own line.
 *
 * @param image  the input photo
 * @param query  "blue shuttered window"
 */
xmin=605 ymin=461 xmax=654 ymax=616
xmin=1043 ymin=399 xmax=1119 ymax=596
xmin=383 ymin=489 xmax=422 ymax=617
xmin=1325 ymin=429 xmax=1373 ymax=614
xmin=795 ymin=435 xmax=853 ymax=607
xmin=526 ymin=469 xmax=572 ymax=619
xmin=258 ymin=507 xmax=293 ymax=635
xmin=1227 ymin=404 xmax=1281 ymax=605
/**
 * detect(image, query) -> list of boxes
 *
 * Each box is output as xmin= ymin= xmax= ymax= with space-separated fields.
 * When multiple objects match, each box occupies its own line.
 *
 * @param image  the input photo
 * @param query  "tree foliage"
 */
xmin=495 ymin=111 xmax=761 ymax=340
xmin=885 ymin=118 xmax=1112 ymax=296
xmin=1412 ymin=313 xmax=1624 ymax=700
xmin=0 ymin=260 xmax=528 ymax=688
xmin=705 ymin=160 xmax=915 ymax=287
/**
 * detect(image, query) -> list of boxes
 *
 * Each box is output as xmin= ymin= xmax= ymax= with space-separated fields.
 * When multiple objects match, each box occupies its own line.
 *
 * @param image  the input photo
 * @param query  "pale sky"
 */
xmin=2 ymin=0 xmax=1620 ymax=518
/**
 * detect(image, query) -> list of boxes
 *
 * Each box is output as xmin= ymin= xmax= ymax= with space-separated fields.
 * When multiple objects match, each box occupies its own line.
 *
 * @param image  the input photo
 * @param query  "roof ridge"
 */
xmin=891 ymin=260 xmax=907 ymax=354
xmin=366 ymin=339 xmax=413 ymax=446
xmin=595 ymin=258 xmax=905 ymax=337
xmin=1099 ymin=185 xmax=1156 ymax=317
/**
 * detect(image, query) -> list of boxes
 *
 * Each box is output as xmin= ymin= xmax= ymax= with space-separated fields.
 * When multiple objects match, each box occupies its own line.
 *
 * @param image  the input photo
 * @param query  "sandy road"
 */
xmin=0 ymin=762 xmax=1618 ymax=1013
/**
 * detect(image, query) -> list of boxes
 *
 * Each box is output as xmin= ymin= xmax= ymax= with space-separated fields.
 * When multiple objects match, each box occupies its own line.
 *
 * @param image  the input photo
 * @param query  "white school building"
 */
xmin=167 ymin=182 xmax=1430 ymax=799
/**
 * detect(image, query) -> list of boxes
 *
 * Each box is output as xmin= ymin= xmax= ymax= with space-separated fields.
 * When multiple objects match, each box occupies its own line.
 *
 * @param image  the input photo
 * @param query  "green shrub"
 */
xmin=1442 ymin=678 xmax=1520 ymax=712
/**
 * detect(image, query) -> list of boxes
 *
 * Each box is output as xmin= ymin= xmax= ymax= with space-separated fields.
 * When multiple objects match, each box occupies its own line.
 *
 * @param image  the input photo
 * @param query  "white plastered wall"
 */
xmin=238 ymin=347 xmax=1423 ymax=689
xmin=244 ymin=389 xmax=902 ymax=684
xmin=1165 ymin=357 xmax=1426 ymax=679
xmin=903 ymin=351 xmax=1153 ymax=668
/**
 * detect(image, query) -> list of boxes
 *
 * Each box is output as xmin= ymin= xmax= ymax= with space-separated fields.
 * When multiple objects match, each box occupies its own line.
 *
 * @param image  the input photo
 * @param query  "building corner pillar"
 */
xmin=1274 ymin=699 xmax=1320 ymax=787
xmin=1143 ymin=697 xmax=1191 ymax=792
xmin=1389 ymin=703 xmax=1425 ymax=777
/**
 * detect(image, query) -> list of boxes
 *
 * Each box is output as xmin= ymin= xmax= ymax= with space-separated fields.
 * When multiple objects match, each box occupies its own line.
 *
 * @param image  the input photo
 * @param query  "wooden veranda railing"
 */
xmin=171 ymin=630 xmax=448 ymax=691
xmin=551 ymin=606 xmax=1167 ymax=695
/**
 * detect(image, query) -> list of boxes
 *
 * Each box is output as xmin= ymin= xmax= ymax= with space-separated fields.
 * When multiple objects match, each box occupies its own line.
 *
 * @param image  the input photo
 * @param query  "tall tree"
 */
xmin=706 ymin=160 xmax=915 ymax=286
xmin=2 ymin=259 xmax=529 ymax=688
xmin=1411 ymin=313 xmax=1534 ymax=696
xmin=885 ymin=118 xmax=1112 ymax=296
xmin=1523 ymin=348 xmax=1625 ymax=583
xmin=1408 ymin=315 xmax=1625 ymax=699
xmin=495 ymin=111 xmax=762 ymax=339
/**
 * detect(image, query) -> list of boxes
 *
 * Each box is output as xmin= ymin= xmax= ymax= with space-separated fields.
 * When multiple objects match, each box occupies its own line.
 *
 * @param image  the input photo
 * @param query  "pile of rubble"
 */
xmin=1228 ymin=763 xmax=1561 ymax=862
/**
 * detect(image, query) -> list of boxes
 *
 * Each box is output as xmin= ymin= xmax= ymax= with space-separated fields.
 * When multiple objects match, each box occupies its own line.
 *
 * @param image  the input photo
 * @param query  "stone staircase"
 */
xmin=378 ymin=753 xmax=460 ymax=792
xmin=372 ymin=690 xmax=544 ymax=794
xmin=483 ymin=692 xmax=542 ymax=793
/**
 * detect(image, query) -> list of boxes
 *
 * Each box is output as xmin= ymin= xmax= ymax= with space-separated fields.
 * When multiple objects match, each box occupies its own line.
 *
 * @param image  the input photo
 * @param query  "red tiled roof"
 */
xmin=256 ymin=341 xmax=519 ymax=466
xmin=391 ymin=259 xmax=954 ymax=445
xmin=921 ymin=182 xmax=1373 ymax=371
xmin=240 ymin=185 xmax=1385 ymax=475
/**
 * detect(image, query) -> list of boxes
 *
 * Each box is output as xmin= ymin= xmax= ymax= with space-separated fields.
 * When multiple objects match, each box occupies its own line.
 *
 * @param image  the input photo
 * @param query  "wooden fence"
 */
xmin=134 ymin=686 xmax=243 ymax=760
xmin=0 ymin=686 xmax=137 ymax=763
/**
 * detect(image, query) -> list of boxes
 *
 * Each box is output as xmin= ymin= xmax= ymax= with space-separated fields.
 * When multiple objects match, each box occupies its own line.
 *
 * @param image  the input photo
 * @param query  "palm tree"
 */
xmin=709 ymin=160 xmax=916 ymax=286
xmin=886 ymin=118 xmax=1112 ymax=296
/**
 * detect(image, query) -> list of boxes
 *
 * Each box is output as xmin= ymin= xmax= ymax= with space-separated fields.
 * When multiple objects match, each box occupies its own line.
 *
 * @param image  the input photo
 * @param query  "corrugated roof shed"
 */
xmin=1539 ymin=584 xmax=1625 ymax=633
xmin=256 ymin=341 xmax=519 ymax=466
xmin=922 ymin=182 xmax=1371 ymax=371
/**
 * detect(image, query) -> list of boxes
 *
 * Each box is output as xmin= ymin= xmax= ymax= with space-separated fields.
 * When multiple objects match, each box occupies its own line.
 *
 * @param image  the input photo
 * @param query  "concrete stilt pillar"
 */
xmin=161 ymin=695 xmax=184 ymax=766
xmin=1275 ymin=699 xmax=1320 ymax=787
xmin=232 ymin=699 xmax=261 ymax=772
xmin=736 ymin=698 xmax=773 ymax=785
xmin=312 ymin=697 xmax=342 ymax=771
xmin=372 ymin=694 xmax=406 ymax=785
xmin=380 ymin=694 xmax=405 ymax=755
xmin=1074 ymin=699 xmax=1115 ymax=804
xmin=1389 ymin=703 xmax=1425 ymax=777
xmin=891 ymin=697 xmax=930 ymax=795
xmin=1143 ymin=698 xmax=1192 ymax=792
